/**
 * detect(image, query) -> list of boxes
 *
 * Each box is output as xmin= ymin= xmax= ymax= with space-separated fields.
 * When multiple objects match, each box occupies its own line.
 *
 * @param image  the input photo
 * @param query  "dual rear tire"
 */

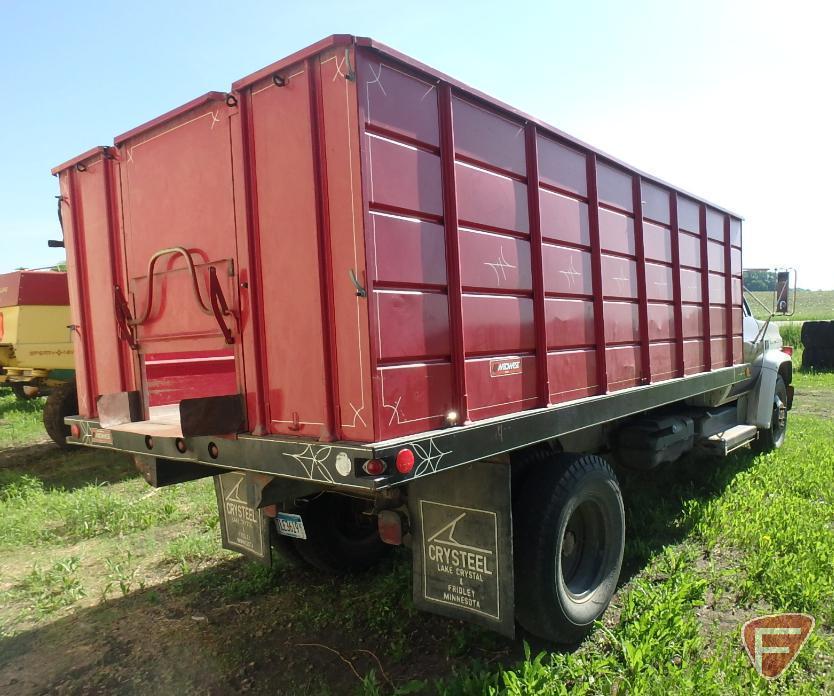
xmin=274 ymin=453 xmax=625 ymax=645
xmin=276 ymin=493 xmax=390 ymax=573
xmin=514 ymin=453 xmax=625 ymax=644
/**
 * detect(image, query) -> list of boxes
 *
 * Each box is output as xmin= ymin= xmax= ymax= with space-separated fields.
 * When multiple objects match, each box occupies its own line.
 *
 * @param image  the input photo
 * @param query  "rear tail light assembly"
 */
xmin=362 ymin=458 xmax=387 ymax=476
xmin=395 ymin=448 xmax=415 ymax=474
xmin=782 ymin=345 xmax=794 ymax=357
xmin=360 ymin=447 xmax=417 ymax=478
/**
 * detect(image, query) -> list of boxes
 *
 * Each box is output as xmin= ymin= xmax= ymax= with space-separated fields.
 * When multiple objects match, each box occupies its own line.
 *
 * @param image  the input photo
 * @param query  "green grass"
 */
xmin=0 ymin=388 xmax=47 ymax=447
xmin=0 ymin=459 xmax=217 ymax=549
xmin=750 ymin=289 xmax=834 ymax=322
xmin=779 ymin=322 xmax=803 ymax=349
xmin=164 ymin=529 xmax=227 ymax=575
xmin=1 ymin=557 xmax=86 ymax=620
xmin=1 ymin=381 xmax=833 ymax=692
xmin=793 ymin=369 xmax=834 ymax=390
xmin=421 ymin=415 xmax=834 ymax=695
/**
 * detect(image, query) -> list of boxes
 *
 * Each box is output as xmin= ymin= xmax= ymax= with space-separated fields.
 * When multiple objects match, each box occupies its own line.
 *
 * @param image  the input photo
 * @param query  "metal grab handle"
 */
xmin=128 ymin=246 xmax=227 ymax=326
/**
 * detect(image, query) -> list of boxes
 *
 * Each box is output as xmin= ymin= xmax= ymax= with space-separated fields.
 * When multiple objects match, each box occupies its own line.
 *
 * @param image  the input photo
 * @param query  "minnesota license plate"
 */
xmin=276 ymin=512 xmax=307 ymax=539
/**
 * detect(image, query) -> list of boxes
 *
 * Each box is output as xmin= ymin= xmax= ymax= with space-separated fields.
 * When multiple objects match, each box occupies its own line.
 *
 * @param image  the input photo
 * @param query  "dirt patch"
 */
xmin=793 ymin=386 xmax=834 ymax=419
xmin=0 ymin=554 xmax=519 ymax=695
xmin=0 ymin=442 xmax=54 ymax=468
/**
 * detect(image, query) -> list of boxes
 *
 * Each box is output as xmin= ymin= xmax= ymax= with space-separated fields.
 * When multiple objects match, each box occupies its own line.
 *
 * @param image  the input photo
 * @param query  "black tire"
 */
xmin=43 ymin=382 xmax=78 ymax=448
xmin=10 ymin=383 xmax=40 ymax=400
xmin=289 ymin=493 xmax=390 ymax=573
xmin=800 ymin=321 xmax=818 ymax=347
xmin=801 ymin=346 xmax=816 ymax=371
xmin=514 ymin=453 xmax=625 ymax=644
xmin=751 ymin=375 xmax=788 ymax=454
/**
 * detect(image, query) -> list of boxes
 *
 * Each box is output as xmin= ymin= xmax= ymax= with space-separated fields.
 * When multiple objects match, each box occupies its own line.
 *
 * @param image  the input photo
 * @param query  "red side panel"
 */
xmin=0 ymin=272 xmax=69 ymax=308
xmin=358 ymin=54 xmax=454 ymax=439
xmin=56 ymin=152 xmax=131 ymax=418
xmin=357 ymin=44 xmax=744 ymax=440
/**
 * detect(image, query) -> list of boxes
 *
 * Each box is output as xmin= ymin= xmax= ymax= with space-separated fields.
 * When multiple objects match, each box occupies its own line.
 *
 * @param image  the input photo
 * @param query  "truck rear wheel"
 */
xmin=514 ymin=453 xmax=624 ymax=644
xmin=289 ymin=493 xmax=390 ymax=573
xmin=43 ymin=382 xmax=78 ymax=448
xmin=752 ymin=375 xmax=788 ymax=454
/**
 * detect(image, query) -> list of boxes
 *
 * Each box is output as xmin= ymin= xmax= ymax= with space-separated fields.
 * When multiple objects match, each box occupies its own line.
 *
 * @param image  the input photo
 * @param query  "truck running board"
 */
xmin=703 ymin=424 xmax=759 ymax=456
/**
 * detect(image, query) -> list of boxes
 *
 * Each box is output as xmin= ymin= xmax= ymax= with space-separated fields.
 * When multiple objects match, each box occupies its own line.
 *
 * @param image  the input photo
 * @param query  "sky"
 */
xmin=1 ymin=0 xmax=832 ymax=288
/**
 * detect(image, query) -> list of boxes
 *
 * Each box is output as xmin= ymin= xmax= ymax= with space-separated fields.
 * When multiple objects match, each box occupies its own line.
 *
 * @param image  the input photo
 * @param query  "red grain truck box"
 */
xmin=52 ymin=35 xmax=792 ymax=642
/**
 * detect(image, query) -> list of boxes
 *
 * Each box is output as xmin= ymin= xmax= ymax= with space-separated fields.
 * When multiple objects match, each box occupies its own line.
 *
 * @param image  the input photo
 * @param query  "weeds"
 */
xmin=6 ymin=556 xmax=86 ymax=618
xmin=102 ymin=550 xmax=145 ymax=599
xmin=165 ymin=530 xmax=225 ymax=574
xmin=0 ymin=469 xmax=217 ymax=548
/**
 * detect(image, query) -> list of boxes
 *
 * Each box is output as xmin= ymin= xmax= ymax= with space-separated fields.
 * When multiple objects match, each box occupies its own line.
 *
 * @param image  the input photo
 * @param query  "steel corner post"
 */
xmin=237 ymin=87 xmax=269 ymax=436
xmin=66 ymin=166 xmax=97 ymax=414
xmin=308 ymin=55 xmax=340 ymax=443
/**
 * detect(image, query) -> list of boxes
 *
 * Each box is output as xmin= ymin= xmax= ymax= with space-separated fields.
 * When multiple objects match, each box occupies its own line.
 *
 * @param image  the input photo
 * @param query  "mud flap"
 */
xmin=408 ymin=461 xmax=514 ymax=637
xmin=214 ymin=472 xmax=271 ymax=566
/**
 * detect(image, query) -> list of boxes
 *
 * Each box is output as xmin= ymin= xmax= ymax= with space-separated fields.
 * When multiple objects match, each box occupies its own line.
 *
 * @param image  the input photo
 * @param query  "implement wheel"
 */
xmin=10 ymin=383 xmax=41 ymax=400
xmin=43 ymin=382 xmax=78 ymax=448
xmin=514 ymin=453 xmax=625 ymax=644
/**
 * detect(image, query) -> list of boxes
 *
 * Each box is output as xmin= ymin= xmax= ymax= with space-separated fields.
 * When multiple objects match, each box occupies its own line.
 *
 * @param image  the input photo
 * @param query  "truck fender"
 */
xmin=747 ymin=349 xmax=792 ymax=429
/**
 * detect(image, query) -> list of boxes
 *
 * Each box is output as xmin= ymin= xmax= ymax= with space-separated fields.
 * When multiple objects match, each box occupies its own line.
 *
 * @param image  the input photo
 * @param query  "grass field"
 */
xmin=1 ymin=365 xmax=833 ymax=693
xmin=0 ymin=390 xmax=48 ymax=448
xmin=749 ymin=289 xmax=834 ymax=322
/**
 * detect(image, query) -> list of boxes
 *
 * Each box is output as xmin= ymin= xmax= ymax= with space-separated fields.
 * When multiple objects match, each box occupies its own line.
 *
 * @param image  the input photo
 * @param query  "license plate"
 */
xmin=276 ymin=512 xmax=307 ymax=539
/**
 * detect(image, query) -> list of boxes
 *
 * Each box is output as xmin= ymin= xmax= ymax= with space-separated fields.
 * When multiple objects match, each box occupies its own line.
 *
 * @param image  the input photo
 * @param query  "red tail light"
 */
xmin=362 ymin=459 xmax=387 ymax=476
xmin=783 ymin=346 xmax=793 ymax=357
xmin=395 ymin=448 xmax=415 ymax=474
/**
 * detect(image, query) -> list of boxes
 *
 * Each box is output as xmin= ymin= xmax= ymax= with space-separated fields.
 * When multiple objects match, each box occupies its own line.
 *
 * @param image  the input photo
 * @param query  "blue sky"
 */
xmin=1 ymin=0 xmax=831 ymax=288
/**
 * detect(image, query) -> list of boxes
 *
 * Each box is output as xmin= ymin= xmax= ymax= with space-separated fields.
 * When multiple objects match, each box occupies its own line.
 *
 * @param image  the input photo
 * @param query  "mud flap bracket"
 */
xmin=408 ymin=460 xmax=514 ymax=637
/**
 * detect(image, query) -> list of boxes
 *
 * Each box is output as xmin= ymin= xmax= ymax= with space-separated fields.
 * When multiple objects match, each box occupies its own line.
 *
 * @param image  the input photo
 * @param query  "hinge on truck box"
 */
xmin=343 ymin=48 xmax=356 ymax=81
xmin=208 ymin=266 xmax=235 ymax=345
xmin=114 ymin=285 xmax=138 ymax=349
xmin=348 ymin=268 xmax=366 ymax=297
